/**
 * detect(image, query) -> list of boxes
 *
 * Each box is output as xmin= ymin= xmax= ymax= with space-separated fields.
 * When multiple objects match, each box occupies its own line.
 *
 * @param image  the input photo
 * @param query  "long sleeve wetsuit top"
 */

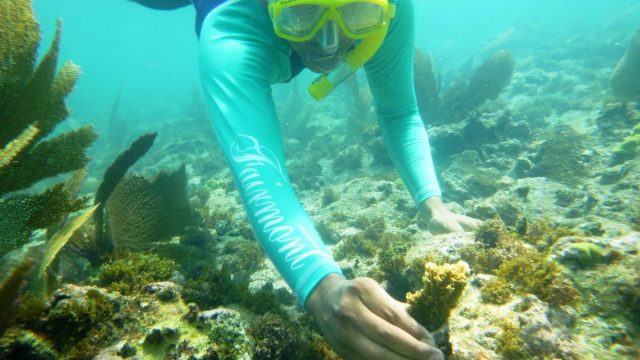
xmin=198 ymin=0 xmax=441 ymax=307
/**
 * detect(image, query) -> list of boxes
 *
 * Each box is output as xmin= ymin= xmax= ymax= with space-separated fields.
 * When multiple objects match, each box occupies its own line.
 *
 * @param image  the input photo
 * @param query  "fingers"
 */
xmin=429 ymin=217 xmax=463 ymax=234
xmin=455 ymin=214 xmax=483 ymax=230
xmin=354 ymin=304 xmax=443 ymax=359
xmin=312 ymin=277 xmax=444 ymax=360
xmin=355 ymin=278 xmax=434 ymax=344
xmin=352 ymin=278 xmax=443 ymax=358
xmin=335 ymin=330 xmax=428 ymax=360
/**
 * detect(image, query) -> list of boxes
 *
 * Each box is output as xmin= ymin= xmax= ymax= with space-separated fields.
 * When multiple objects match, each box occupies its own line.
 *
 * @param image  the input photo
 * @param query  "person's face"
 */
xmin=287 ymin=21 xmax=356 ymax=73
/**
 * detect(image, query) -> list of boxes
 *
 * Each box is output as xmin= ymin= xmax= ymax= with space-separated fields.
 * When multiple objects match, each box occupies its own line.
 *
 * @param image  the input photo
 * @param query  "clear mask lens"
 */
xmin=279 ymin=5 xmax=326 ymax=37
xmin=339 ymin=3 xmax=385 ymax=34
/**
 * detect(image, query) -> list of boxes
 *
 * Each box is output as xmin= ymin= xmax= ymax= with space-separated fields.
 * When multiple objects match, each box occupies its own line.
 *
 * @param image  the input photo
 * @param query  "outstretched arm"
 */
xmin=199 ymin=1 xmax=443 ymax=358
xmin=365 ymin=0 xmax=481 ymax=233
xmin=199 ymin=0 xmax=341 ymax=307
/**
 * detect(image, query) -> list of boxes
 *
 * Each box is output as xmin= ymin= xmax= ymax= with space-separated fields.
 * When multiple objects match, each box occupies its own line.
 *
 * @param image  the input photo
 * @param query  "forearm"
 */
xmin=199 ymin=0 xmax=342 ymax=306
xmin=377 ymin=111 xmax=442 ymax=204
xmin=365 ymin=0 xmax=442 ymax=205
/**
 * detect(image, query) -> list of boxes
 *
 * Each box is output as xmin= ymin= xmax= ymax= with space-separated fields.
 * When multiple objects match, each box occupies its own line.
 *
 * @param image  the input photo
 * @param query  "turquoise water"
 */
xmin=3 ymin=1 xmax=639 ymax=358
xmin=33 ymin=0 xmax=640 ymax=135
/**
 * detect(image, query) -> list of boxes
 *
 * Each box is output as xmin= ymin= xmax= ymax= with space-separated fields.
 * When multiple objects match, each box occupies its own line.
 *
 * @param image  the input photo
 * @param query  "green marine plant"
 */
xmin=97 ymin=252 xmax=176 ymax=295
xmin=406 ymin=261 xmax=469 ymax=331
xmin=611 ymin=29 xmax=640 ymax=101
xmin=42 ymin=286 xmax=121 ymax=358
xmin=0 ymin=0 xmax=97 ymax=256
xmin=221 ymin=239 xmax=265 ymax=276
xmin=496 ymin=249 xmax=578 ymax=306
xmin=495 ymin=319 xmax=530 ymax=359
xmin=474 ymin=217 xmax=512 ymax=248
xmin=480 ymin=277 xmax=513 ymax=305
xmin=33 ymin=205 xmax=98 ymax=298
xmin=321 ymin=187 xmax=340 ymax=207
xmin=183 ymin=265 xmax=244 ymax=309
xmin=247 ymin=313 xmax=299 ymax=360
xmin=523 ymin=219 xmax=576 ymax=249
xmin=335 ymin=216 xmax=388 ymax=259
xmin=561 ymin=242 xmax=604 ymax=268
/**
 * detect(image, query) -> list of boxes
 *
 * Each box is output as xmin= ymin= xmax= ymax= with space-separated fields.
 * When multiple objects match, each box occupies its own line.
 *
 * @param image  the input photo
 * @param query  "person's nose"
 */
xmin=315 ymin=20 xmax=341 ymax=54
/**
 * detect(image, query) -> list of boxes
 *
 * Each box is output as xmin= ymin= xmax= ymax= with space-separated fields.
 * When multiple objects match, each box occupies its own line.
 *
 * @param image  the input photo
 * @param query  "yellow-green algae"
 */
xmin=407 ymin=261 xmax=470 ymax=331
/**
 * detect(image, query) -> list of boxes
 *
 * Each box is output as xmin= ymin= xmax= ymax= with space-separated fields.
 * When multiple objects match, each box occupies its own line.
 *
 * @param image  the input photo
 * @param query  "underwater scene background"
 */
xmin=1 ymin=0 xmax=639 ymax=359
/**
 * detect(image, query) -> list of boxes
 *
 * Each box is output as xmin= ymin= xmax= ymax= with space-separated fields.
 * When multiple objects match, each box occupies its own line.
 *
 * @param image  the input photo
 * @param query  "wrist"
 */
xmin=306 ymin=273 xmax=343 ymax=314
xmin=420 ymin=196 xmax=445 ymax=218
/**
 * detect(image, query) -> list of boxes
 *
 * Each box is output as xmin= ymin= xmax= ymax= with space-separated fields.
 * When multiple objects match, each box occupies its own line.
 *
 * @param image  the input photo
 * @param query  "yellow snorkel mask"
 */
xmin=268 ymin=0 xmax=396 ymax=100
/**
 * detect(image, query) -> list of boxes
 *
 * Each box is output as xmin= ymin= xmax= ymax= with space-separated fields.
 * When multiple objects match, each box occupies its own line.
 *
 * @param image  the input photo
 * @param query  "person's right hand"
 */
xmin=306 ymin=274 xmax=444 ymax=360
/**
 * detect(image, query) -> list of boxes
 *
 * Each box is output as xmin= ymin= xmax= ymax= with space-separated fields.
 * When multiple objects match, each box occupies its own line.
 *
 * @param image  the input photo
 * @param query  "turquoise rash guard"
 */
xmin=198 ymin=0 xmax=441 ymax=307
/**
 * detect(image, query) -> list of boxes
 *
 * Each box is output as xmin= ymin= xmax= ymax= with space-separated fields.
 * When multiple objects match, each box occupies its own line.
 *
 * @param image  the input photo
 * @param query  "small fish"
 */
xmin=128 ymin=0 xmax=192 ymax=10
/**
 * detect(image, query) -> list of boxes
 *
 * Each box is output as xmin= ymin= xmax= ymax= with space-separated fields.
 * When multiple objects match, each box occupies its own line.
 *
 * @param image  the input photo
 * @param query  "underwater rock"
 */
xmin=611 ymin=125 xmax=640 ymax=165
xmin=247 ymin=313 xmax=299 ymax=360
xmin=559 ymin=241 xmax=605 ymax=268
xmin=37 ymin=284 xmax=123 ymax=357
xmin=0 ymin=329 xmax=58 ymax=360
xmin=429 ymin=108 xmax=528 ymax=165
xmin=94 ymin=341 xmax=138 ymax=360
xmin=248 ymin=268 xmax=296 ymax=306
xmin=441 ymin=150 xmax=503 ymax=203
xmin=596 ymin=102 xmax=640 ymax=143
xmin=143 ymin=326 xmax=179 ymax=347
xmin=141 ymin=282 xmax=182 ymax=303
xmin=529 ymin=125 xmax=592 ymax=185
xmin=449 ymin=281 xmax=579 ymax=359
xmin=197 ymin=308 xmax=251 ymax=359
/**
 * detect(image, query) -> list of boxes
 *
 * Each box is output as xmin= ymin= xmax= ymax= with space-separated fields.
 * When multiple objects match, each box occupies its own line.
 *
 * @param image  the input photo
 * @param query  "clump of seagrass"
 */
xmin=0 ymin=0 xmax=97 ymax=256
xmin=407 ymin=261 xmax=470 ymax=331
xmin=105 ymin=166 xmax=192 ymax=252
xmin=611 ymin=29 xmax=640 ymax=101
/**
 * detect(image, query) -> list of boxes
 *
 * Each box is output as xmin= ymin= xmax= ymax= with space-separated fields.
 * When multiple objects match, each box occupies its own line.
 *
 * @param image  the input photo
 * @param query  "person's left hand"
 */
xmin=420 ymin=196 xmax=482 ymax=234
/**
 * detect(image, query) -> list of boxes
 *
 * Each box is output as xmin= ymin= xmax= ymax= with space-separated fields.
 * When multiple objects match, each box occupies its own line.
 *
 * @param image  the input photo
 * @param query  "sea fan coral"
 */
xmin=611 ymin=29 xmax=640 ymax=101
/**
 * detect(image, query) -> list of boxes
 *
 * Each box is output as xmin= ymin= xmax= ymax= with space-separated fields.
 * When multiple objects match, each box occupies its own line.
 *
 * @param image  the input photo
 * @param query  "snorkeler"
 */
xmin=132 ymin=0 xmax=481 ymax=358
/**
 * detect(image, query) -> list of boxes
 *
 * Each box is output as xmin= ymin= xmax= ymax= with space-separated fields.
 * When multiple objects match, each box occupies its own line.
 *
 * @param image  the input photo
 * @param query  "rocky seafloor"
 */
xmin=2 ymin=23 xmax=640 ymax=360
